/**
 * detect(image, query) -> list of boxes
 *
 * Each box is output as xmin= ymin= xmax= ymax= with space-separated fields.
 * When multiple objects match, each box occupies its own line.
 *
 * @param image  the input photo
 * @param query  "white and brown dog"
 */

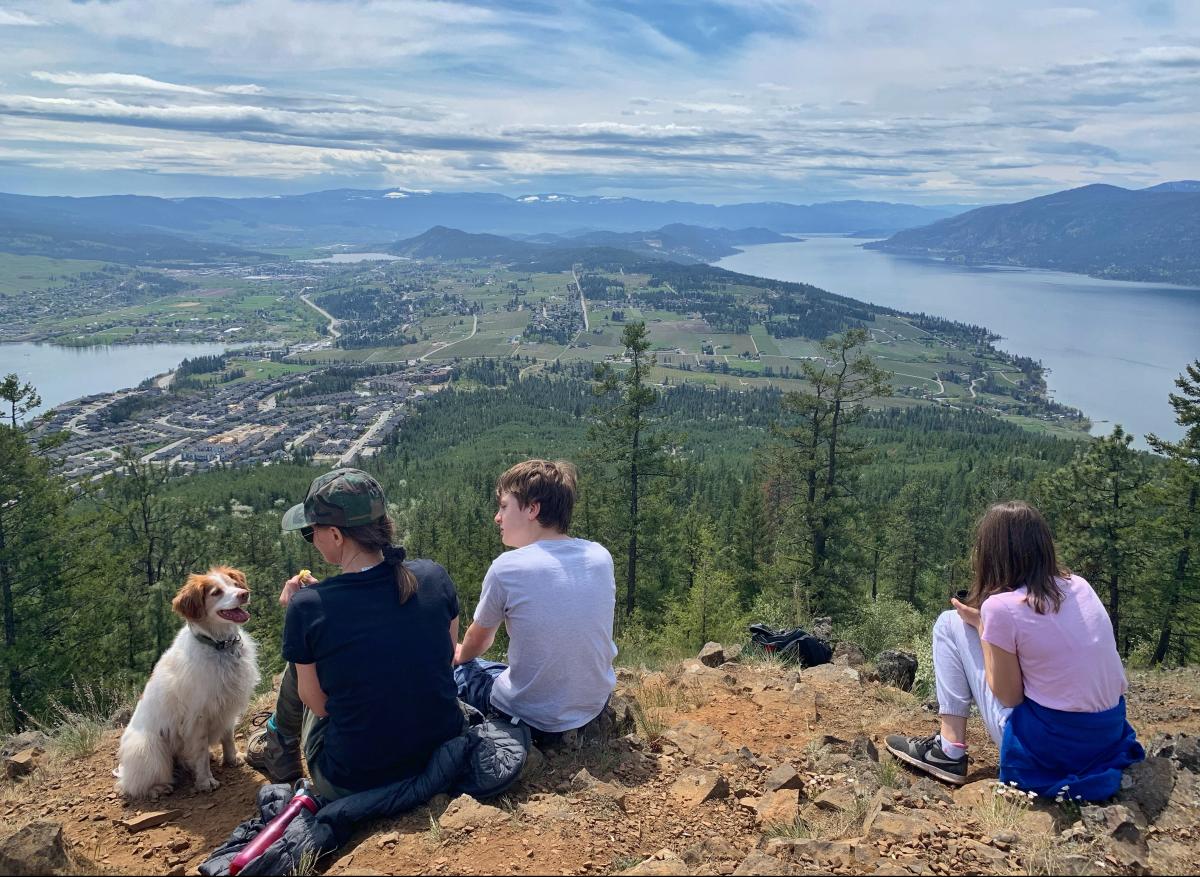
xmin=115 ymin=566 xmax=260 ymax=800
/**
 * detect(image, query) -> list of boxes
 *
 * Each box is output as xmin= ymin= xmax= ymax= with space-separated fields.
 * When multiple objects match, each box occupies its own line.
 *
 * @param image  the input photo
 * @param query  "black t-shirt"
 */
xmin=282 ymin=559 xmax=463 ymax=793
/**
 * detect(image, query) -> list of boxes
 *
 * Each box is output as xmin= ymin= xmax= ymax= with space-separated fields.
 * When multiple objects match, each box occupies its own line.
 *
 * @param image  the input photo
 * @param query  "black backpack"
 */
xmin=748 ymin=622 xmax=832 ymax=668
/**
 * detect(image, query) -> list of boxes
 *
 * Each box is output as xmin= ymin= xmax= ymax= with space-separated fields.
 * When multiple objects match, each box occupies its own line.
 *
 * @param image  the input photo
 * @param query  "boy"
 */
xmin=454 ymin=460 xmax=617 ymax=744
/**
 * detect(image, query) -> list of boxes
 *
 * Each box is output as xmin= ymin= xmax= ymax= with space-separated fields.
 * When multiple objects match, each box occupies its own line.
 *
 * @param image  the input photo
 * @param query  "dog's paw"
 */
xmin=194 ymin=776 xmax=221 ymax=793
xmin=222 ymin=752 xmax=244 ymax=768
xmin=147 ymin=783 xmax=174 ymax=800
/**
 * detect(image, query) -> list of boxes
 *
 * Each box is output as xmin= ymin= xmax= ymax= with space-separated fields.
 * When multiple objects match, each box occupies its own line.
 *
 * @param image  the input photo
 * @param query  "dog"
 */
xmin=115 ymin=566 xmax=260 ymax=800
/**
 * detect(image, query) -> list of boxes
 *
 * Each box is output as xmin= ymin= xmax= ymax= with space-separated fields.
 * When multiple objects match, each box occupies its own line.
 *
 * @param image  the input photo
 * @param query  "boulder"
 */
xmin=1082 ymin=803 xmax=1143 ymax=845
xmin=813 ymin=784 xmax=861 ymax=813
xmin=661 ymin=720 xmax=733 ymax=761
xmin=0 ymin=821 xmax=73 ymax=876
xmin=4 ymin=748 xmax=42 ymax=779
xmin=438 ymin=794 xmax=505 ymax=831
xmin=803 ymin=664 xmax=860 ymax=684
xmin=619 ymin=848 xmax=688 ymax=876
xmin=698 ymin=642 xmax=725 ymax=667
xmin=732 ymin=851 xmax=788 ymax=875
xmin=1119 ymin=756 xmax=1176 ymax=823
xmin=751 ymin=788 xmax=799 ymax=826
xmin=724 ymin=644 xmax=743 ymax=663
xmin=832 ymin=641 xmax=866 ymax=667
xmin=764 ymin=763 xmax=803 ymax=792
xmin=874 ymin=650 xmax=917 ymax=691
xmin=0 ymin=731 xmax=48 ymax=760
xmin=669 ymin=767 xmax=730 ymax=808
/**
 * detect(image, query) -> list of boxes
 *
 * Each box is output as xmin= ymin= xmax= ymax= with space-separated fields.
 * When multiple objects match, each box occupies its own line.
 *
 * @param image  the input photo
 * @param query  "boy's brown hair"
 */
xmin=496 ymin=459 xmax=578 ymax=533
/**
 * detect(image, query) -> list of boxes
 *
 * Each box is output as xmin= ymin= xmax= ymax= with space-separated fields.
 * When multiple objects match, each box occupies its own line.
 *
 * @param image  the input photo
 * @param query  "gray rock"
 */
xmin=1147 ymin=733 xmax=1200 ymax=773
xmin=810 ymin=617 xmax=833 ymax=640
xmin=732 ymin=851 xmax=789 ymax=875
xmin=764 ymin=763 xmax=803 ymax=791
xmin=698 ymin=642 xmax=725 ymax=667
xmin=723 ymin=643 xmax=743 ymax=663
xmin=874 ymin=650 xmax=918 ymax=691
xmin=0 ymin=731 xmax=49 ymax=760
xmin=832 ymin=641 xmax=866 ymax=667
xmin=0 ymin=821 xmax=73 ymax=876
xmin=1119 ymin=757 xmax=1176 ymax=823
xmin=850 ymin=735 xmax=879 ymax=763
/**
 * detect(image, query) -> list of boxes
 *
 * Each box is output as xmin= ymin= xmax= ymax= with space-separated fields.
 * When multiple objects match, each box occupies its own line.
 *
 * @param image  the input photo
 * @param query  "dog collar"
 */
xmin=194 ymin=631 xmax=242 ymax=652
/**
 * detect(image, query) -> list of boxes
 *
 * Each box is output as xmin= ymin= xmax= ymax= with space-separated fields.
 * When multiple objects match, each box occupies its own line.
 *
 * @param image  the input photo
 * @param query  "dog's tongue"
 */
xmin=218 ymin=607 xmax=250 ymax=623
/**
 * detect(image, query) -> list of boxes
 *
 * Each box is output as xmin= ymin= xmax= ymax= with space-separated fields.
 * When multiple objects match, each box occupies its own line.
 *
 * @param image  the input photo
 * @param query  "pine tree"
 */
xmin=0 ymin=374 xmax=41 ymax=429
xmin=1040 ymin=425 xmax=1151 ymax=654
xmin=1144 ymin=360 xmax=1200 ymax=664
xmin=884 ymin=476 xmax=944 ymax=611
xmin=588 ymin=322 xmax=678 ymax=617
xmin=767 ymin=329 xmax=890 ymax=619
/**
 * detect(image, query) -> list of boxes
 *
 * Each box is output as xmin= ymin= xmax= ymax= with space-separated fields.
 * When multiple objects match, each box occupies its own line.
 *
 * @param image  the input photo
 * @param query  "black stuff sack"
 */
xmin=748 ymin=623 xmax=832 ymax=667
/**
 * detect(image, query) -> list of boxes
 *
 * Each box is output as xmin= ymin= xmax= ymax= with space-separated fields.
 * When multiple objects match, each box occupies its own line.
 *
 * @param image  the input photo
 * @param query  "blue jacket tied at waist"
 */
xmin=1000 ymin=696 xmax=1144 ymax=801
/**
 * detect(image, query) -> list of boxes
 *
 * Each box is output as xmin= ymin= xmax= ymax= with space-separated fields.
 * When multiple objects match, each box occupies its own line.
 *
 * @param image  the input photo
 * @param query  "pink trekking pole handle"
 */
xmin=228 ymin=789 xmax=320 ymax=875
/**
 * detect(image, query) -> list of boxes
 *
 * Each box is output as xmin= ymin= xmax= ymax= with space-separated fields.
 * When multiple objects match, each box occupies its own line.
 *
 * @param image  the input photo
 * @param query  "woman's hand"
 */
xmin=279 ymin=571 xmax=318 ymax=607
xmin=951 ymin=597 xmax=982 ymax=630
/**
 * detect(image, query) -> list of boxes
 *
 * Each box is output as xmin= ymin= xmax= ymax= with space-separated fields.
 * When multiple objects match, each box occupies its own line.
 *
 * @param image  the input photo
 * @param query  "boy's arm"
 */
xmin=454 ymin=622 xmax=498 ymax=666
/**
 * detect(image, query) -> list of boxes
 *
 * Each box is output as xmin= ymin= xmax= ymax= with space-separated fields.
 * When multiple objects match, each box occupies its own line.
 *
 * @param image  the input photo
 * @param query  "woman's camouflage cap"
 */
xmin=281 ymin=468 xmax=387 ymax=531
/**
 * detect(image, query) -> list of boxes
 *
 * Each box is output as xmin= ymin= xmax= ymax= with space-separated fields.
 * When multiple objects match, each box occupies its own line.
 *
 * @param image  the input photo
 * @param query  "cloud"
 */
xmin=0 ymin=0 xmax=1195 ymax=202
xmin=31 ymin=71 xmax=211 ymax=95
xmin=0 ymin=10 xmax=39 ymax=26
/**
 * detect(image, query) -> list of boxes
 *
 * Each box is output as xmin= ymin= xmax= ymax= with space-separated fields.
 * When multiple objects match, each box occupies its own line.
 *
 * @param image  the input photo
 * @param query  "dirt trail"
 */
xmin=3 ymin=662 xmax=1198 ymax=876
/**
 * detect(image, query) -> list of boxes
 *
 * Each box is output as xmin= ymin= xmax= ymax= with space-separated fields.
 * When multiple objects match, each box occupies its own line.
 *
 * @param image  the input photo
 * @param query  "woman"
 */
xmin=246 ymin=468 xmax=463 ymax=800
xmin=885 ymin=500 xmax=1143 ymax=799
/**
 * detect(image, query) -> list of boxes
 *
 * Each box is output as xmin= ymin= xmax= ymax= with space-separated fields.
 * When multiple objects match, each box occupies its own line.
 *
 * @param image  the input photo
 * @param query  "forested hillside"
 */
xmin=866 ymin=183 xmax=1200 ymax=286
xmin=2 ymin=341 xmax=1197 ymax=735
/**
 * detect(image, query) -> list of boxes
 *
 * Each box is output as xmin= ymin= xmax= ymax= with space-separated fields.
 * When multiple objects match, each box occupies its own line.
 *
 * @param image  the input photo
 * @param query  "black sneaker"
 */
xmin=884 ymin=734 xmax=968 ymax=785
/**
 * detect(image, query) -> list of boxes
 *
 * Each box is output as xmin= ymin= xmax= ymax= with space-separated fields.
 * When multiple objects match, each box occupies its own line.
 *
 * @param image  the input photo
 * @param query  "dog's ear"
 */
xmin=215 ymin=565 xmax=248 ymax=590
xmin=172 ymin=574 xmax=210 ymax=621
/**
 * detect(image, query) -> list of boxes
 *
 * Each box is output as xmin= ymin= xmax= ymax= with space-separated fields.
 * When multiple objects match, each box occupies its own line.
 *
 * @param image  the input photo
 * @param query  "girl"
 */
xmin=247 ymin=468 xmax=463 ymax=800
xmin=885 ymin=500 xmax=1143 ymax=799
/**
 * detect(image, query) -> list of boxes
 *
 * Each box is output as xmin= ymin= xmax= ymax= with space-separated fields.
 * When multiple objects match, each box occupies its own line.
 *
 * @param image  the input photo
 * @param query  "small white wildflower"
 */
xmin=1009 ymin=781 xmax=1019 ymax=787
xmin=1061 ymin=785 xmax=1070 ymax=791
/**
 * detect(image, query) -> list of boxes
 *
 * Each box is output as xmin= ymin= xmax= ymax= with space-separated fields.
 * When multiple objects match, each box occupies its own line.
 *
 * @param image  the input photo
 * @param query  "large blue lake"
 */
xmin=0 ymin=341 xmax=228 ymax=419
xmin=718 ymin=236 xmax=1200 ymax=447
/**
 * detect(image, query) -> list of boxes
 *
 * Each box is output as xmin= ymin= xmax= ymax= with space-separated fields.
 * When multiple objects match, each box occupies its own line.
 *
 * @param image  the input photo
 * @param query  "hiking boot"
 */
xmin=884 ymin=734 xmax=968 ymax=785
xmin=245 ymin=712 xmax=303 ymax=784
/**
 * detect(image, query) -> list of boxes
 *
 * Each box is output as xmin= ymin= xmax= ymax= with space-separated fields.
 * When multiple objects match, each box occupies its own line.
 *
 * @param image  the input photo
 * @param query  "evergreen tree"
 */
xmin=767 ymin=329 xmax=890 ymax=619
xmin=884 ymin=476 xmax=944 ymax=610
xmin=0 ymin=374 xmax=41 ymax=429
xmin=1144 ymin=360 xmax=1200 ymax=664
xmin=1040 ymin=425 xmax=1150 ymax=654
xmin=589 ymin=322 xmax=678 ymax=617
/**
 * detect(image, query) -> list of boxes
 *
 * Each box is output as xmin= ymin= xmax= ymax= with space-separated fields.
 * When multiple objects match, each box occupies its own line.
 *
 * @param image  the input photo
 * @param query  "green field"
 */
xmin=0 ymin=254 xmax=110 ymax=296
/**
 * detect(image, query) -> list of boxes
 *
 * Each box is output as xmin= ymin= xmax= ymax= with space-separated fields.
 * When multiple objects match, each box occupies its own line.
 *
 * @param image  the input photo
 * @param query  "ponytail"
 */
xmin=340 ymin=518 xmax=418 ymax=604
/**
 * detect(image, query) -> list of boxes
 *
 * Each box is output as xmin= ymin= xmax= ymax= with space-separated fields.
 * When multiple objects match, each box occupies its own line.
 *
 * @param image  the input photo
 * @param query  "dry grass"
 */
xmin=875 ymin=757 xmax=906 ymax=789
xmin=29 ymin=677 xmax=135 ymax=761
xmin=626 ymin=672 xmax=706 ymax=743
xmin=972 ymin=783 xmax=1035 ymax=835
xmin=765 ymin=795 xmax=871 ymax=841
xmin=1019 ymin=834 xmax=1099 ymax=877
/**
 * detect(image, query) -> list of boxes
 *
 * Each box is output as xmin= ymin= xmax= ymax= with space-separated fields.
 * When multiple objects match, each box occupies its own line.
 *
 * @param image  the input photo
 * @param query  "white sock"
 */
xmin=938 ymin=736 xmax=967 ymax=759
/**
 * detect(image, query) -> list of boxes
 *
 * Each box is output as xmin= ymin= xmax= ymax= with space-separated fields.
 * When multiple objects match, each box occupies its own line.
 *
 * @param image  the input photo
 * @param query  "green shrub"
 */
xmin=840 ymin=597 xmax=928 ymax=660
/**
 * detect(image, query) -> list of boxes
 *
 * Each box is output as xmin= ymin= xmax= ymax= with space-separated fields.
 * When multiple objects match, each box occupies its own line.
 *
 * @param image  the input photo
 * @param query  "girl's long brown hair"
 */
xmin=340 ymin=516 xmax=417 ymax=603
xmin=966 ymin=500 xmax=1068 ymax=614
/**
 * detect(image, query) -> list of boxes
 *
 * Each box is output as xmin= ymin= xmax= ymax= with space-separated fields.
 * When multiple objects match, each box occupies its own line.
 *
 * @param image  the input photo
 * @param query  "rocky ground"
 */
xmin=2 ymin=647 xmax=1199 ymax=876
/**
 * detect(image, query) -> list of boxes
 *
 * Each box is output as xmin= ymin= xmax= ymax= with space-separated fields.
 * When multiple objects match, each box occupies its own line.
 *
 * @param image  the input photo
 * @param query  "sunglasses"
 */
xmin=301 ymin=526 xmax=315 ymax=543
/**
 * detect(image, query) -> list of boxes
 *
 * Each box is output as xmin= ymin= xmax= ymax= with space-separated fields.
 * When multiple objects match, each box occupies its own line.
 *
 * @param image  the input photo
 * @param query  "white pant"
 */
xmin=933 ymin=610 xmax=1012 ymax=747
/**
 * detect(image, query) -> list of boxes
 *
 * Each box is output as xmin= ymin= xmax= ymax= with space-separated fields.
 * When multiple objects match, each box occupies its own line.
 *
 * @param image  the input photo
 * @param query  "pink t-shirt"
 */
xmin=980 ymin=574 xmax=1127 ymax=713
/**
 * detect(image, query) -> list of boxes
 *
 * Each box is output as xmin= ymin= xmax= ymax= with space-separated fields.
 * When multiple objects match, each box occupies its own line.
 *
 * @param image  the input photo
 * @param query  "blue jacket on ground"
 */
xmin=999 ymin=696 xmax=1144 ymax=800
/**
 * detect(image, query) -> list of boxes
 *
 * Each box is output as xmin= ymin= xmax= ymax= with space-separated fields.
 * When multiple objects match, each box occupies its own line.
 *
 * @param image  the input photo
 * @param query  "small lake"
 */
xmin=0 ymin=341 xmax=229 ymax=420
xmin=301 ymin=252 xmax=403 ymax=264
xmin=717 ymin=236 xmax=1200 ymax=447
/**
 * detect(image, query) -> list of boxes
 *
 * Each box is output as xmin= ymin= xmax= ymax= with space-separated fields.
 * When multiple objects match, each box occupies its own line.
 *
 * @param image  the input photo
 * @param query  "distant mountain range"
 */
xmin=865 ymin=182 xmax=1200 ymax=287
xmin=0 ymin=189 xmax=962 ymax=257
xmin=391 ymin=223 xmax=794 ymax=264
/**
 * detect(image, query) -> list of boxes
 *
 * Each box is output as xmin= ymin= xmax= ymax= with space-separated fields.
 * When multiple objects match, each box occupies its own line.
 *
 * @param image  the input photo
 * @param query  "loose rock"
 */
xmin=875 ymin=651 xmax=918 ymax=692
xmin=0 ymin=821 xmax=73 ymax=876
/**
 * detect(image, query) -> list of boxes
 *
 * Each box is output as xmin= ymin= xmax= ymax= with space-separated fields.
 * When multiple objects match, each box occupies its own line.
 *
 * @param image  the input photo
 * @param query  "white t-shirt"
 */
xmin=474 ymin=538 xmax=617 ymax=732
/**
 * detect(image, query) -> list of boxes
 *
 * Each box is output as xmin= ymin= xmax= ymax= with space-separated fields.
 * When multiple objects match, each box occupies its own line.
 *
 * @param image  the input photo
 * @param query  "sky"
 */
xmin=0 ymin=0 xmax=1197 ymax=204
